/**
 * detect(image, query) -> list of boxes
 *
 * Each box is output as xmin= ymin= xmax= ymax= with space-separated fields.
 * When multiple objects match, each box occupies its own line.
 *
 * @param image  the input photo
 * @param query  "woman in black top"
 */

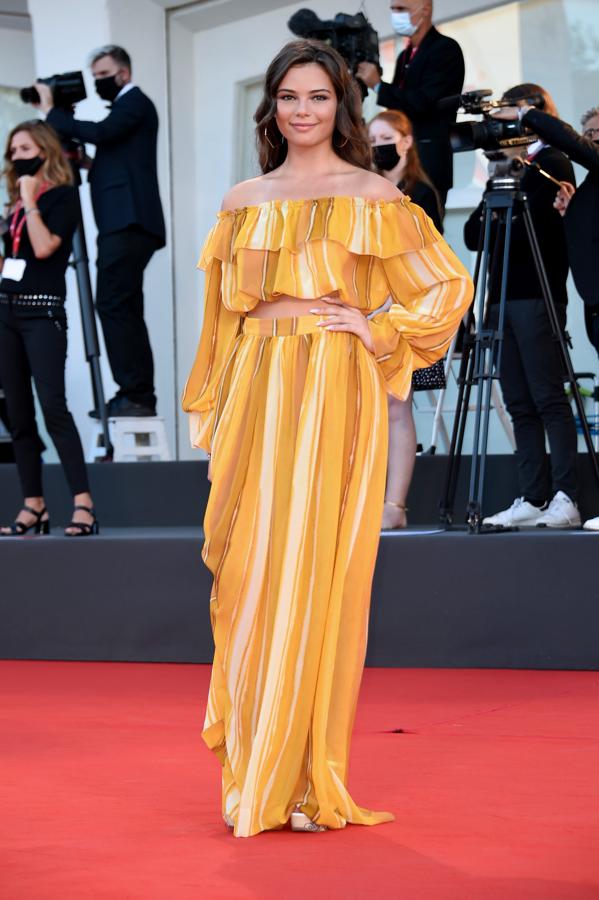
xmin=0 ymin=120 xmax=97 ymax=536
xmin=368 ymin=109 xmax=445 ymax=529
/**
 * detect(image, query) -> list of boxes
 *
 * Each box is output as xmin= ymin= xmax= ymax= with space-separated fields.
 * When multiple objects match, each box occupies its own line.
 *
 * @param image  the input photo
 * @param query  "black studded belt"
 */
xmin=0 ymin=291 xmax=64 ymax=308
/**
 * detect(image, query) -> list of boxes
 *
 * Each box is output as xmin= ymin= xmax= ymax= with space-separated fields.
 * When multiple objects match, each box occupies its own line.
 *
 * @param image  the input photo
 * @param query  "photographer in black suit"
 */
xmin=508 ymin=105 xmax=599 ymax=355
xmin=36 ymin=45 xmax=166 ymax=417
xmin=357 ymin=0 xmax=465 ymax=213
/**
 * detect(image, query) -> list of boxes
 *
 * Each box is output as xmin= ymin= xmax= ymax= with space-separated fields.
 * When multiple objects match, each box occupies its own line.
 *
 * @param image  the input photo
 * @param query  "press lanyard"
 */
xmin=9 ymin=181 xmax=50 ymax=258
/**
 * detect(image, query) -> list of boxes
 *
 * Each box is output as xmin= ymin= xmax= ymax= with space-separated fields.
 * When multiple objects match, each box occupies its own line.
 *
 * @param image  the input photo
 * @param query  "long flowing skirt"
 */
xmin=201 ymin=314 xmax=394 ymax=837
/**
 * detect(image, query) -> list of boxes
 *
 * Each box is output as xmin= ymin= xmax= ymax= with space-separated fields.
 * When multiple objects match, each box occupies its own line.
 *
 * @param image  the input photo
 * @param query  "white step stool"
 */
xmin=87 ymin=416 xmax=171 ymax=462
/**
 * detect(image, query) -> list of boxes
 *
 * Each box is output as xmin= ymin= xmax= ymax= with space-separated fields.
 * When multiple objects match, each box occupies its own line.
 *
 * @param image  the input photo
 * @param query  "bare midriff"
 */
xmin=246 ymin=295 xmax=334 ymax=319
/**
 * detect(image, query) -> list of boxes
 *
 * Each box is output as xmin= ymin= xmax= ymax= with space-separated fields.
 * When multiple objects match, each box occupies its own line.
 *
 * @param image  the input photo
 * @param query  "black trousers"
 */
xmin=96 ymin=227 xmax=160 ymax=408
xmin=0 ymin=304 xmax=89 ymax=497
xmin=487 ymin=300 xmax=578 ymax=505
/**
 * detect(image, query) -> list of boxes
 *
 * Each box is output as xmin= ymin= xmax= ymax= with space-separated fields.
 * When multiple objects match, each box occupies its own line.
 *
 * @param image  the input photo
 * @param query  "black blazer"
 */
xmin=377 ymin=27 xmax=465 ymax=195
xmin=523 ymin=108 xmax=599 ymax=306
xmin=464 ymin=146 xmax=575 ymax=306
xmin=47 ymin=87 xmax=166 ymax=246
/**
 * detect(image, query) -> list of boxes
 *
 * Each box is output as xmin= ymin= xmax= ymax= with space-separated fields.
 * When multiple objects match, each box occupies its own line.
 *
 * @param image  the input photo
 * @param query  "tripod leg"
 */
xmin=71 ymin=214 xmax=114 ymax=460
xmin=439 ymin=329 xmax=475 ymax=524
xmin=441 ymin=198 xmax=500 ymax=526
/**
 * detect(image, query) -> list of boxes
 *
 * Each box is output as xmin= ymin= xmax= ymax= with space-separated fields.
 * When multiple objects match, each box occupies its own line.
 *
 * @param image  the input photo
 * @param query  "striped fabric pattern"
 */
xmin=183 ymin=196 xmax=473 ymax=451
xmin=182 ymin=197 xmax=473 ymax=837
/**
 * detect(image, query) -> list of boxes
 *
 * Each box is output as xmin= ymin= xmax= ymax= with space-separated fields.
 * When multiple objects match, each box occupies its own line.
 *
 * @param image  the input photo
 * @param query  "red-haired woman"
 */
xmin=369 ymin=109 xmax=445 ymax=529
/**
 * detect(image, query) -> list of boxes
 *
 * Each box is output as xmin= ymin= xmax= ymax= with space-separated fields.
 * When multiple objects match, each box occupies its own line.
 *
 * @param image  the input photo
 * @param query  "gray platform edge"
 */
xmin=1 ymin=530 xmax=597 ymax=670
xmin=1 ymin=455 xmax=599 ymax=528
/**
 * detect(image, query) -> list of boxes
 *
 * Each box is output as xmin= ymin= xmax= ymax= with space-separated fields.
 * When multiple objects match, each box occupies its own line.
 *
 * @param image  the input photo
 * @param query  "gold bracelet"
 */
xmin=384 ymin=500 xmax=409 ymax=511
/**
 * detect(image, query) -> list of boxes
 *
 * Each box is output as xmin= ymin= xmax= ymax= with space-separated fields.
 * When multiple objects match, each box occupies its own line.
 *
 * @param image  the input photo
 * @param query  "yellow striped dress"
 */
xmin=182 ymin=196 xmax=473 ymax=837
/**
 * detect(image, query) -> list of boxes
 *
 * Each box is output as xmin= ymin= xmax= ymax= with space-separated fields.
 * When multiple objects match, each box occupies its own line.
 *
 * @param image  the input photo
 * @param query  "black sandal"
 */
xmin=65 ymin=505 xmax=99 ymax=537
xmin=0 ymin=504 xmax=50 ymax=536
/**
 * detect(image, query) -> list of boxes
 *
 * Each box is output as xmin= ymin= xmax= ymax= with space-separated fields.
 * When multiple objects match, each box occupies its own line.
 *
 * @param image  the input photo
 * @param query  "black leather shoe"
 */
xmin=107 ymin=395 xmax=157 ymax=417
xmin=88 ymin=396 xmax=156 ymax=419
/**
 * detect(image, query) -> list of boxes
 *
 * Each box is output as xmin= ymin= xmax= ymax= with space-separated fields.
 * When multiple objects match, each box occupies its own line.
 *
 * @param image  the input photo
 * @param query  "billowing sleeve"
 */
xmin=181 ymin=221 xmax=242 ymax=452
xmin=367 ymin=200 xmax=473 ymax=399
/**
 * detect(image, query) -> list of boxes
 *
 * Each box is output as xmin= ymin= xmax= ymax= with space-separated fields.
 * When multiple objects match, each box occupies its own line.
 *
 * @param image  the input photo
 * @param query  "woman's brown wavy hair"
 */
xmin=3 ymin=119 xmax=73 ymax=205
xmin=255 ymin=39 xmax=372 ymax=174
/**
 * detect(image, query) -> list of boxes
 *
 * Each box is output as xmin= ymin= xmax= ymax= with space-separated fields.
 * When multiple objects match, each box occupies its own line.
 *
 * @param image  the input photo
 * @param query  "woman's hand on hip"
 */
xmin=311 ymin=296 xmax=374 ymax=354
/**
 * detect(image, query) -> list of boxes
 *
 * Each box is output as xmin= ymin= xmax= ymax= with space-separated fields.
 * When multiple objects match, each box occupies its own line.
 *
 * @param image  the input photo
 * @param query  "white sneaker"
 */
xmin=483 ymin=497 xmax=545 ymax=527
xmin=536 ymin=491 xmax=581 ymax=529
xmin=583 ymin=515 xmax=599 ymax=531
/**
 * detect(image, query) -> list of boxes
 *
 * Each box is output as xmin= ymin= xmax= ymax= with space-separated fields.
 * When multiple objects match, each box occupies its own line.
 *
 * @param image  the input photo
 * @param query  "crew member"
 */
xmin=36 ymin=45 xmax=166 ymax=418
xmin=357 ymin=0 xmax=465 ymax=213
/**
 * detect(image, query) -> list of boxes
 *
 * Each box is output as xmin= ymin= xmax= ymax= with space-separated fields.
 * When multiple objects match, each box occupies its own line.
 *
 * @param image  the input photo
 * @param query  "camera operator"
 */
xmin=506 ymin=104 xmax=599 ymax=532
xmin=357 ymin=0 xmax=465 ymax=213
xmin=499 ymin=105 xmax=599 ymax=354
xmin=464 ymin=83 xmax=580 ymax=530
xmin=35 ymin=45 xmax=166 ymax=418
xmin=0 ymin=121 xmax=97 ymax=537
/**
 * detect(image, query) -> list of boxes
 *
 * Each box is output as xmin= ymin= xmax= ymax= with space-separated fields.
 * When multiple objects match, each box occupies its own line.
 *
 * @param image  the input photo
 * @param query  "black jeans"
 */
xmin=487 ymin=300 xmax=578 ymax=505
xmin=0 ymin=304 xmax=89 ymax=497
xmin=96 ymin=227 xmax=160 ymax=409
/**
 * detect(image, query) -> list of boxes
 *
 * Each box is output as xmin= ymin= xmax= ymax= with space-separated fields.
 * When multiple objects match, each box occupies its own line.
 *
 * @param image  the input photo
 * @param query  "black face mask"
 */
xmin=373 ymin=143 xmax=401 ymax=171
xmin=13 ymin=156 xmax=44 ymax=178
xmin=95 ymin=74 xmax=121 ymax=102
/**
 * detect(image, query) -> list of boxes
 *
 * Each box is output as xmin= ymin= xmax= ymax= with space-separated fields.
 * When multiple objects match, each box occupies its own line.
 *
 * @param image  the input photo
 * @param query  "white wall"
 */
xmin=0 ymin=25 xmax=35 ymax=86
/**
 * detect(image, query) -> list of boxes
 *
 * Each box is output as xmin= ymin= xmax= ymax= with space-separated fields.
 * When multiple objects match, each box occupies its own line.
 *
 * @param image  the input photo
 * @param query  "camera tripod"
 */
xmin=67 ymin=147 xmax=113 ymax=459
xmin=439 ymin=158 xmax=599 ymax=532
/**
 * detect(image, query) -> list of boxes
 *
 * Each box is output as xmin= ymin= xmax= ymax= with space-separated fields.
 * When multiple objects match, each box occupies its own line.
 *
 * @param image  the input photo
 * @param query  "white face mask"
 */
xmin=391 ymin=10 xmax=420 ymax=37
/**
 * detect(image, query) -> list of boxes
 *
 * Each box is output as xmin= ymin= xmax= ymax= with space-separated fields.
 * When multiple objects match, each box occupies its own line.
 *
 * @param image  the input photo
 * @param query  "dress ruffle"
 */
xmin=183 ymin=195 xmax=473 ymax=436
xmin=198 ymin=196 xmax=441 ymax=269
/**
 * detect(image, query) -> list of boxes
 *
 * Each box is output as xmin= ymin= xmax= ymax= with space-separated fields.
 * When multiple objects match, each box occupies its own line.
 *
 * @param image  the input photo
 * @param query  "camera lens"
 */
xmin=20 ymin=86 xmax=41 ymax=104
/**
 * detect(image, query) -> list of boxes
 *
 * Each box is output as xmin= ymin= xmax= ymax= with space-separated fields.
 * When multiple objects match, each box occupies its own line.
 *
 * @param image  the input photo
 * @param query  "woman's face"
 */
xmin=10 ymin=130 xmax=43 ymax=161
xmin=368 ymin=119 xmax=412 ymax=156
xmin=275 ymin=63 xmax=338 ymax=148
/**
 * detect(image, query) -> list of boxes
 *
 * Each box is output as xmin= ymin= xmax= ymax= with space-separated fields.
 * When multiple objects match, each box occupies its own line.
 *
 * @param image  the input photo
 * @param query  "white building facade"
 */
xmin=0 ymin=0 xmax=598 ymax=461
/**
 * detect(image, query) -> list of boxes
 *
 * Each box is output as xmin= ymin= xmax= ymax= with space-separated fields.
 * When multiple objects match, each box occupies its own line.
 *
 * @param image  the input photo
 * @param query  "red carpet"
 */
xmin=1 ymin=663 xmax=598 ymax=900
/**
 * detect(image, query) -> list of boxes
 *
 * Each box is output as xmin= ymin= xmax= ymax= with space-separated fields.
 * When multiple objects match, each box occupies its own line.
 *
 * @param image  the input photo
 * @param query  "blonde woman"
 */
xmin=183 ymin=40 xmax=472 ymax=837
xmin=0 ymin=120 xmax=97 ymax=537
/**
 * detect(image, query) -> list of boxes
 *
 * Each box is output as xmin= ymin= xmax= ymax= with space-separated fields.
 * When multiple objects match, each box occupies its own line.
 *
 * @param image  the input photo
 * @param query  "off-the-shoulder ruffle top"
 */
xmin=182 ymin=196 xmax=473 ymax=452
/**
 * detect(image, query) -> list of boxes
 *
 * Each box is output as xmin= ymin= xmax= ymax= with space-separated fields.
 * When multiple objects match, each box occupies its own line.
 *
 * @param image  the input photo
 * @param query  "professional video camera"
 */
xmin=444 ymin=89 xmax=543 ymax=153
xmin=20 ymin=71 xmax=86 ymax=110
xmin=288 ymin=9 xmax=380 ymax=98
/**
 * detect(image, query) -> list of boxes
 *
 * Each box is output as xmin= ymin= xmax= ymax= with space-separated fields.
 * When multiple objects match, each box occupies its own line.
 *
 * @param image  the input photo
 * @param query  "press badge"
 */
xmin=2 ymin=258 xmax=26 ymax=281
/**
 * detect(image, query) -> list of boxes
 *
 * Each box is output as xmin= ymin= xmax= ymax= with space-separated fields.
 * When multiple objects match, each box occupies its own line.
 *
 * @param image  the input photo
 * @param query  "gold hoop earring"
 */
xmin=264 ymin=127 xmax=275 ymax=150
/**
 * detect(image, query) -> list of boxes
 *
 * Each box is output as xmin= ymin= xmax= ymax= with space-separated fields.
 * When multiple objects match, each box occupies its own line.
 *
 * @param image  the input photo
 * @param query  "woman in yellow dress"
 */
xmin=182 ymin=40 xmax=473 ymax=838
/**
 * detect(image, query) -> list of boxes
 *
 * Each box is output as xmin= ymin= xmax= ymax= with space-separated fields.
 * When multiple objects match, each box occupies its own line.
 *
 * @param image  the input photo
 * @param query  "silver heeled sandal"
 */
xmin=290 ymin=807 xmax=327 ymax=832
